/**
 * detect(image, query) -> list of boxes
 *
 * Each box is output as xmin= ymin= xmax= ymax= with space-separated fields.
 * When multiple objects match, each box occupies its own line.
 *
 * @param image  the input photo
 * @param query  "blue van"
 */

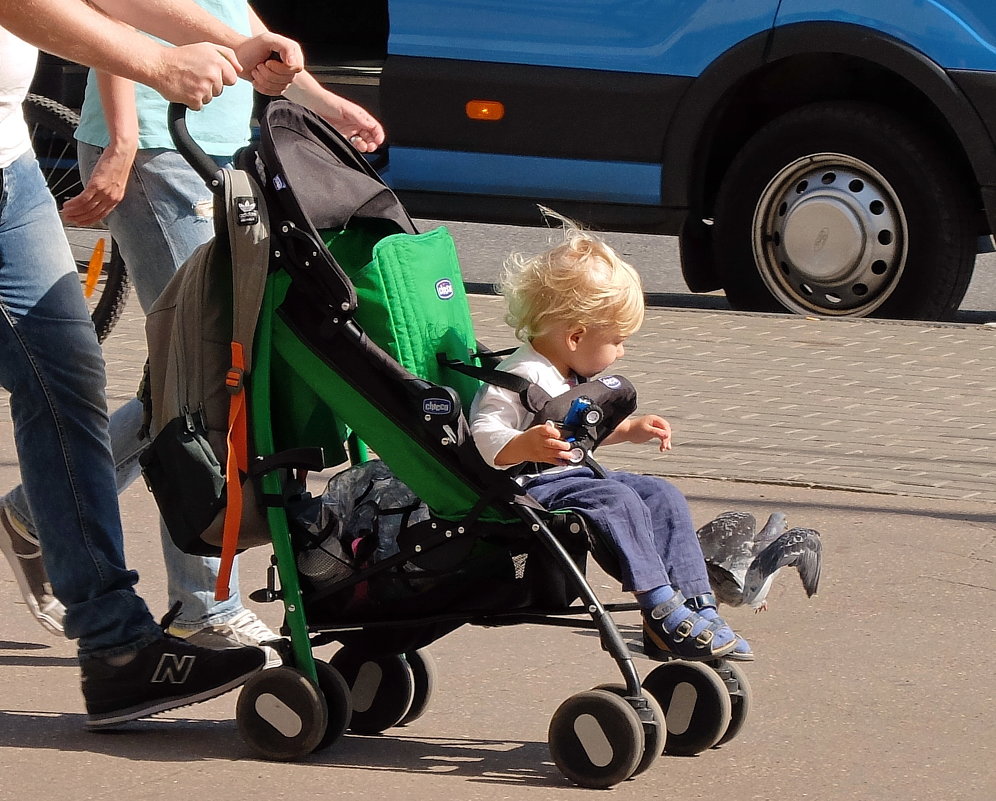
xmin=257 ymin=1 xmax=996 ymax=320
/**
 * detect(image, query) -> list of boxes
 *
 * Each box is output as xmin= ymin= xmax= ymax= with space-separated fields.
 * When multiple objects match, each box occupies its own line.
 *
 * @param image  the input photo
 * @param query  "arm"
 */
xmin=247 ymin=8 xmax=385 ymax=151
xmin=470 ymin=384 xmax=572 ymax=468
xmin=91 ymin=0 xmax=305 ymax=94
xmin=2 ymin=1 xmax=302 ymax=106
xmin=601 ymin=414 xmax=672 ymax=451
xmin=61 ymin=72 xmax=137 ymax=226
xmin=3 ymin=0 xmax=236 ymax=107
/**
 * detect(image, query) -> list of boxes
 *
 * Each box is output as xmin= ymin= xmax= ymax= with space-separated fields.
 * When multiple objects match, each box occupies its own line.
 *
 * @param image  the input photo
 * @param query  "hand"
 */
xmin=238 ymin=33 xmax=304 ymax=94
xmin=61 ymin=142 xmax=136 ymax=226
xmin=151 ymin=42 xmax=240 ymax=109
xmin=631 ymin=414 xmax=673 ymax=452
xmin=324 ymin=96 xmax=386 ymax=153
xmin=496 ymin=422 xmax=573 ymax=467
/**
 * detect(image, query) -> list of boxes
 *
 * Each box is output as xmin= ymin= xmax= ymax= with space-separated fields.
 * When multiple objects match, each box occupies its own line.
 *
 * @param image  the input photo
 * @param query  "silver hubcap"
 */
xmin=752 ymin=154 xmax=907 ymax=316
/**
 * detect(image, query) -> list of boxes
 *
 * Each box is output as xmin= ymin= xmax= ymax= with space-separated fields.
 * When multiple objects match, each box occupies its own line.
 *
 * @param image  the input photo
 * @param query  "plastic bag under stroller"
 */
xmin=289 ymin=459 xmax=589 ymax=628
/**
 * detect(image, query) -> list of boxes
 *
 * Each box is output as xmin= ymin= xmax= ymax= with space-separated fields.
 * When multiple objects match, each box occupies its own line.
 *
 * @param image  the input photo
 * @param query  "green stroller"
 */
xmin=143 ymin=100 xmax=751 ymax=788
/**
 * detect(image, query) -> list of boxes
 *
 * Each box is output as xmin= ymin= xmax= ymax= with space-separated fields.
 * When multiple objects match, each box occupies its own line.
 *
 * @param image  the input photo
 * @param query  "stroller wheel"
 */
xmin=236 ymin=667 xmax=328 ymax=761
xmin=592 ymin=683 xmax=667 ymax=776
xmin=329 ymin=648 xmax=415 ymax=735
xmin=642 ymin=661 xmax=732 ymax=756
xmin=398 ymin=648 xmax=437 ymax=726
xmin=548 ymin=689 xmax=644 ymax=789
xmin=712 ymin=659 xmax=753 ymax=747
xmin=312 ymin=661 xmax=353 ymax=751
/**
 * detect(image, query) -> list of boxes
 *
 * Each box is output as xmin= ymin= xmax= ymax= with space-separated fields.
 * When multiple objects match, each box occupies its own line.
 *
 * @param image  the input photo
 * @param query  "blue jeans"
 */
xmin=81 ymin=145 xmax=226 ymax=311
xmin=84 ymin=144 xmax=244 ymax=628
xmin=84 ymin=143 xmax=243 ymax=628
xmin=524 ymin=468 xmax=712 ymax=597
xmin=4 ymin=143 xmax=243 ymax=629
xmin=0 ymin=151 xmax=160 ymax=658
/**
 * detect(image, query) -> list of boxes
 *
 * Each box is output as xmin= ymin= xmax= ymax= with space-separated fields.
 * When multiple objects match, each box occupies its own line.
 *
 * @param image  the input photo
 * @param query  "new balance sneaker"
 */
xmin=82 ymin=634 xmax=266 ymax=728
xmin=167 ymin=609 xmax=283 ymax=669
xmin=0 ymin=503 xmax=66 ymax=636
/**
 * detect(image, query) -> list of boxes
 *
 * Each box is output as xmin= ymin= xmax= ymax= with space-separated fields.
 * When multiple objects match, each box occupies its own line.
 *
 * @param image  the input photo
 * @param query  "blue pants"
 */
xmin=523 ymin=468 xmax=711 ymax=597
xmin=81 ymin=144 xmax=243 ymax=628
xmin=0 ymin=151 xmax=160 ymax=657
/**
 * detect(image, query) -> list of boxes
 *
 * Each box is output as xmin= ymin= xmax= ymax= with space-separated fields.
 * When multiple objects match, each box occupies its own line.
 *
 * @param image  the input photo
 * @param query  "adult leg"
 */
xmin=0 ymin=152 xmax=160 ymax=658
xmin=0 ymin=150 xmax=265 ymax=725
xmin=75 ymin=146 xmax=276 ymax=660
xmin=78 ymin=144 xmax=246 ymax=630
xmin=79 ymin=145 xmax=222 ymax=313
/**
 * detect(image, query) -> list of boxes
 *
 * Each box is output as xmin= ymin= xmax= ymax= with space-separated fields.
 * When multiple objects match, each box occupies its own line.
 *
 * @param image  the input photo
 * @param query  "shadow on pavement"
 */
xmin=0 ymin=710 xmax=560 ymax=785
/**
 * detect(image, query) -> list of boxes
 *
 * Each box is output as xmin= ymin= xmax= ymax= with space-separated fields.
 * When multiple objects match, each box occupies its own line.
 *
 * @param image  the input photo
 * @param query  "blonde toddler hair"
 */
xmin=499 ymin=209 xmax=645 ymax=342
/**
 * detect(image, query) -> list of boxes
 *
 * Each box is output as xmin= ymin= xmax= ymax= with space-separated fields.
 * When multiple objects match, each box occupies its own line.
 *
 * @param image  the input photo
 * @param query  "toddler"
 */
xmin=470 ymin=215 xmax=751 ymax=661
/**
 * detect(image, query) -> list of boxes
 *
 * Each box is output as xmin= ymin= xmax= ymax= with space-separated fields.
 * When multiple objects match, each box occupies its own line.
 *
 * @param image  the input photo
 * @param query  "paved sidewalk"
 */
xmin=1 ymin=294 xmax=994 ymax=801
xmin=473 ymin=295 xmax=996 ymax=502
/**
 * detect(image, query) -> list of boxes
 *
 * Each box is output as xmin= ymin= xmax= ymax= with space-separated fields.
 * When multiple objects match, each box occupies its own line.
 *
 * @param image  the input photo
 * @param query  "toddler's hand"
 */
xmin=497 ymin=422 xmax=572 ymax=466
xmin=634 ymin=414 xmax=672 ymax=451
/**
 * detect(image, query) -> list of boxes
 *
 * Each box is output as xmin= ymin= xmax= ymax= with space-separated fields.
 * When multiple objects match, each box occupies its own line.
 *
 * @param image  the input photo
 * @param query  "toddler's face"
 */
xmin=569 ymin=327 xmax=627 ymax=378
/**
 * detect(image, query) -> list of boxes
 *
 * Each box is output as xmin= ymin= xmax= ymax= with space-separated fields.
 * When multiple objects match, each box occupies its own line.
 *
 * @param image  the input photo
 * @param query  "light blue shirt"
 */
xmin=74 ymin=0 xmax=254 ymax=157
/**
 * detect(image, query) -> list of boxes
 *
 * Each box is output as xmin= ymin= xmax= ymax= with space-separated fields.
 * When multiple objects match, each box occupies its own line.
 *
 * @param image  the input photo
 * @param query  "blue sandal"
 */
xmin=642 ymin=590 xmax=737 ymax=661
xmin=684 ymin=593 xmax=754 ymax=661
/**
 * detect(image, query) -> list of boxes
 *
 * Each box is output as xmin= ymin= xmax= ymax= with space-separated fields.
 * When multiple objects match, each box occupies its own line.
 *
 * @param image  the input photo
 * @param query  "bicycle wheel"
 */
xmin=22 ymin=93 xmax=129 ymax=342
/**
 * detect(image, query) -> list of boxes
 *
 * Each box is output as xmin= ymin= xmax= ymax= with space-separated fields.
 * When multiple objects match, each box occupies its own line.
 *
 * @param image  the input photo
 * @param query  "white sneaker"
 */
xmin=0 ymin=503 xmax=66 ymax=637
xmin=167 ymin=609 xmax=282 ymax=668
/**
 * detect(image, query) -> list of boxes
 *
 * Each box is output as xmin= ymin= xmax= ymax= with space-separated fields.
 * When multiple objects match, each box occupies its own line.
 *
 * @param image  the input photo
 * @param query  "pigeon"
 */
xmin=742 ymin=527 xmax=822 ymax=612
xmin=695 ymin=510 xmax=794 ymax=609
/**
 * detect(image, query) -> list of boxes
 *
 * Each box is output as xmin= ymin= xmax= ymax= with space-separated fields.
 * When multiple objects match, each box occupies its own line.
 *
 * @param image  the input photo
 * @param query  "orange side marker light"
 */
xmin=466 ymin=100 xmax=505 ymax=121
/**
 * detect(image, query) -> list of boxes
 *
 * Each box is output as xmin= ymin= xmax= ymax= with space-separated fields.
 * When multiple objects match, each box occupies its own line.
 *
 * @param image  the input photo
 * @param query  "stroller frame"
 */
xmin=166 ymin=101 xmax=747 ymax=786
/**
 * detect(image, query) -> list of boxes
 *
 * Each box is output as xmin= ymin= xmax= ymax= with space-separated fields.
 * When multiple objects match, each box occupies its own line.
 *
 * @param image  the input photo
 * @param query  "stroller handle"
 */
xmin=167 ymin=102 xmax=226 ymax=195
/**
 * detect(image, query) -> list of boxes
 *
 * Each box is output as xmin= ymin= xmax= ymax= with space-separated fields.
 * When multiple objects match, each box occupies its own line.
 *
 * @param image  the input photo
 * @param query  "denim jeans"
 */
xmin=523 ymin=468 xmax=712 ymax=597
xmin=79 ymin=145 xmax=229 ymax=312
xmin=61 ymin=143 xmax=242 ymax=628
xmin=0 ymin=151 xmax=161 ymax=658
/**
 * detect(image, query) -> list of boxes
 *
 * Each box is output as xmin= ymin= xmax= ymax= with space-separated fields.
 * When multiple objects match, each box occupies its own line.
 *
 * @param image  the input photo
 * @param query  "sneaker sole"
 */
xmin=0 ymin=510 xmax=65 ymax=637
xmin=722 ymin=651 xmax=755 ymax=662
xmin=85 ymin=664 xmax=263 ymax=729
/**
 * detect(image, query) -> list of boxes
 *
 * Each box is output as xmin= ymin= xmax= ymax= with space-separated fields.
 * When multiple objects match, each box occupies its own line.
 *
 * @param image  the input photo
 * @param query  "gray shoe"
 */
xmin=0 ymin=504 xmax=66 ymax=636
xmin=167 ymin=609 xmax=282 ymax=668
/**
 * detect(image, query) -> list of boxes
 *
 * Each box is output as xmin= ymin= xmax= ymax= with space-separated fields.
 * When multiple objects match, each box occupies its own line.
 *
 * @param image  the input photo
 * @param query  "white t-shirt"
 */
xmin=0 ymin=28 xmax=37 ymax=169
xmin=469 ymin=342 xmax=578 ymax=477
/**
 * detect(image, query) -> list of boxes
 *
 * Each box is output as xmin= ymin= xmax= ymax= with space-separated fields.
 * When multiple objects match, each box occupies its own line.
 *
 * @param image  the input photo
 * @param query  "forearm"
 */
xmin=3 ymin=1 xmax=172 ymax=82
xmin=599 ymin=419 xmax=631 ymax=447
xmin=282 ymin=70 xmax=349 ymax=117
xmin=96 ymin=72 xmax=139 ymax=151
xmin=88 ymin=0 xmax=248 ymax=48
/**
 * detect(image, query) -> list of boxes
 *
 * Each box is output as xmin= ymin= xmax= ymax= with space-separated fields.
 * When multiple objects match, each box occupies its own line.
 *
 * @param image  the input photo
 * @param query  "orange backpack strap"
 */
xmin=212 ymin=169 xmax=269 ymax=600
xmin=215 ymin=342 xmax=248 ymax=600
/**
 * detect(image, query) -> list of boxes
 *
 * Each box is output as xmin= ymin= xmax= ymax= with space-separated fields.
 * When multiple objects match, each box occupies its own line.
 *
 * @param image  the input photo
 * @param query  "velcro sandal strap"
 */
xmin=648 ymin=589 xmax=688 ymax=622
xmin=685 ymin=592 xmax=718 ymax=612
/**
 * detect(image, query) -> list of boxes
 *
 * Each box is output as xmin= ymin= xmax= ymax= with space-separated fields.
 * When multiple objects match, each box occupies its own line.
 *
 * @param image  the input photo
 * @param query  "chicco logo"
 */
xmin=598 ymin=376 xmax=623 ymax=389
xmin=435 ymin=279 xmax=454 ymax=300
xmin=423 ymin=398 xmax=452 ymax=415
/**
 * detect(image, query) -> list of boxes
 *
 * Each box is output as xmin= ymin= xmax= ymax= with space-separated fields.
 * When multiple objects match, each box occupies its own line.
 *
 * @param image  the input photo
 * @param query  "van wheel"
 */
xmin=713 ymin=101 xmax=976 ymax=320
